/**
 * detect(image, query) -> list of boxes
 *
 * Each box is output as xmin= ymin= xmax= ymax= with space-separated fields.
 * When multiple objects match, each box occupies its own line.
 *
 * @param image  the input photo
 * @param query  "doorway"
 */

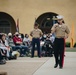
xmin=0 ymin=12 xmax=16 ymax=34
xmin=36 ymin=12 xmax=58 ymax=34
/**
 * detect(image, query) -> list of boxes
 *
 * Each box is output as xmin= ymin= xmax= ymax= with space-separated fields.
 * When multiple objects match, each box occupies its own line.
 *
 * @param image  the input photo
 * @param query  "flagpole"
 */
xmin=16 ymin=18 xmax=19 ymax=33
xmin=34 ymin=18 xmax=36 ymax=24
xmin=70 ymin=23 xmax=75 ymax=48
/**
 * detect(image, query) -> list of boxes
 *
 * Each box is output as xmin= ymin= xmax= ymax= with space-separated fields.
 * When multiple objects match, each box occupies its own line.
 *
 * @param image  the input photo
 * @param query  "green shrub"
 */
xmin=65 ymin=42 xmax=70 ymax=47
xmin=65 ymin=42 xmax=76 ymax=47
xmin=74 ymin=43 xmax=76 ymax=47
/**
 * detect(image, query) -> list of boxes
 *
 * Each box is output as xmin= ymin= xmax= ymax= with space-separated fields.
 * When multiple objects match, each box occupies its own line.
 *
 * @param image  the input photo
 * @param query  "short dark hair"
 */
xmin=34 ymin=22 xmax=39 ymax=26
xmin=0 ymin=33 xmax=5 ymax=39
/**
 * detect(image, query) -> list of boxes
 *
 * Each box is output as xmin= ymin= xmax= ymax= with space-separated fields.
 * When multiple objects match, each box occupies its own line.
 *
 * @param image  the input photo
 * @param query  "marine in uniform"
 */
xmin=51 ymin=15 xmax=70 ymax=69
xmin=30 ymin=23 xmax=43 ymax=58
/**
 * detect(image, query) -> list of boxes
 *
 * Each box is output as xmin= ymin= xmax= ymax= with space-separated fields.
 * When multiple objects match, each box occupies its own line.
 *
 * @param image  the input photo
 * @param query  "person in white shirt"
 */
xmin=23 ymin=34 xmax=30 ymax=46
xmin=0 ymin=33 xmax=10 ymax=58
xmin=49 ymin=34 xmax=55 ymax=43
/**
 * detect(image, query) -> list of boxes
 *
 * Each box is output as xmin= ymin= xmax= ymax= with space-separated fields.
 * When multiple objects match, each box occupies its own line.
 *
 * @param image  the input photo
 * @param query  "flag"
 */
xmin=34 ymin=18 xmax=37 ymax=25
xmin=16 ymin=19 xmax=19 ymax=32
xmin=70 ymin=23 xmax=75 ymax=48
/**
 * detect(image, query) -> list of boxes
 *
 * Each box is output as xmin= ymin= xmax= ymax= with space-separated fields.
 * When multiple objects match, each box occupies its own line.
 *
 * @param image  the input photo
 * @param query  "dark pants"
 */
xmin=54 ymin=38 xmax=65 ymax=67
xmin=0 ymin=52 xmax=3 ymax=61
xmin=12 ymin=46 xmax=28 ymax=55
xmin=0 ymin=49 xmax=6 ymax=61
xmin=31 ymin=38 xmax=41 ymax=57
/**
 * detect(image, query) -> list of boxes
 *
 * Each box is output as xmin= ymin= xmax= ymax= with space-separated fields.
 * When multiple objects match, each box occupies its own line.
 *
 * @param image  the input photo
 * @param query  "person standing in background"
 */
xmin=30 ymin=23 xmax=43 ymax=58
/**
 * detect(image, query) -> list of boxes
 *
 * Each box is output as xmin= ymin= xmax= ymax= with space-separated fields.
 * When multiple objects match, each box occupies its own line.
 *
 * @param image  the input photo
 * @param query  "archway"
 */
xmin=36 ymin=12 xmax=58 ymax=34
xmin=0 ymin=12 xmax=16 ymax=34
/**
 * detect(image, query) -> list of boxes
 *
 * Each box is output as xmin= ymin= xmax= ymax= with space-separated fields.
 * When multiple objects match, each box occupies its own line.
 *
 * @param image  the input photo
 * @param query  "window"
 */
xmin=0 ymin=12 xmax=16 ymax=34
xmin=0 ymin=20 xmax=11 ymax=34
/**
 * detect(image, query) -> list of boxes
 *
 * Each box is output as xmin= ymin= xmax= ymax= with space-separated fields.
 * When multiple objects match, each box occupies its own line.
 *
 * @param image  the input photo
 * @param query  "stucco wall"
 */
xmin=0 ymin=0 xmax=76 ymax=42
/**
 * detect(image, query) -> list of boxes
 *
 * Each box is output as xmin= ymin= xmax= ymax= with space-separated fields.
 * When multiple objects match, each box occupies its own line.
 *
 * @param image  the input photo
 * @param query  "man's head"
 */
xmin=56 ymin=15 xmax=63 ymax=24
xmin=15 ymin=32 xmax=19 ymax=37
xmin=34 ymin=22 xmax=39 ymax=29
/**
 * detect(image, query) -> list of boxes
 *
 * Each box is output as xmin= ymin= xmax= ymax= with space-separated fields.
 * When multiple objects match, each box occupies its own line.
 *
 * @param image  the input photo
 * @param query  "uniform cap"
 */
xmin=34 ymin=22 xmax=39 ymax=26
xmin=56 ymin=15 xmax=63 ymax=19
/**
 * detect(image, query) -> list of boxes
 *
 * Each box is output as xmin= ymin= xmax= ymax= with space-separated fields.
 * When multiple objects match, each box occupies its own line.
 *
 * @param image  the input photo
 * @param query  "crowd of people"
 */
xmin=0 ymin=31 xmax=54 ymax=64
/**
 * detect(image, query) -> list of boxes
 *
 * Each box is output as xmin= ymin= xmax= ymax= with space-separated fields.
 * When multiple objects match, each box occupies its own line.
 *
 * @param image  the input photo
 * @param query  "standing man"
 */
xmin=30 ymin=23 xmax=43 ymax=58
xmin=51 ymin=15 xmax=70 ymax=69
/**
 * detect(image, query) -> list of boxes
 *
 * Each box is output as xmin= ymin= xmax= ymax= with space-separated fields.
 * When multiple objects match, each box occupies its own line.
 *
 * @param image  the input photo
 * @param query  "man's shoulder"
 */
xmin=37 ymin=29 xmax=42 ymax=31
xmin=62 ymin=24 xmax=68 ymax=28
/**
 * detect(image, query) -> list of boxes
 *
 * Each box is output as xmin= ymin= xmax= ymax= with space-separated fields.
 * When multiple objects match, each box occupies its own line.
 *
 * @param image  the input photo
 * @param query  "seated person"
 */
xmin=7 ymin=33 xmax=15 ymax=47
xmin=13 ymin=32 xmax=28 ymax=57
xmin=43 ymin=36 xmax=53 ymax=57
xmin=23 ymin=34 xmax=31 ymax=47
xmin=7 ymin=33 xmax=18 ymax=59
xmin=7 ymin=33 xmax=15 ymax=56
xmin=0 ymin=33 xmax=10 ymax=58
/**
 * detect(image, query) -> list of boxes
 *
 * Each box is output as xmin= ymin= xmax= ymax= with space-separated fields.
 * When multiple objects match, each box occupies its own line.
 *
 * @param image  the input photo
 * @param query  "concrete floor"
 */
xmin=33 ymin=52 xmax=76 ymax=75
xmin=0 ymin=57 xmax=50 ymax=75
xmin=0 ymin=52 xmax=76 ymax=75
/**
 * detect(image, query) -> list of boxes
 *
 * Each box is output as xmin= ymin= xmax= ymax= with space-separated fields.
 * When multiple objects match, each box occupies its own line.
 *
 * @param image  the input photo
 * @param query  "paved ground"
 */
xmin=0 ymin=52 xmax=76 ymax=75
xmin=33 ymin=52 xmax=76 ymax=75
xmin=0 ymin=57 xmax=50 ymax=75
xmin=66 ymin=47 xmax=76 ymax=50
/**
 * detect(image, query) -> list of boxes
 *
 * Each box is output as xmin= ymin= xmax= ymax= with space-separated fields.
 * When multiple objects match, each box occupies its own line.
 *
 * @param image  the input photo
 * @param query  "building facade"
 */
xmin=0 ymin=0 xmax=76 ymax=42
